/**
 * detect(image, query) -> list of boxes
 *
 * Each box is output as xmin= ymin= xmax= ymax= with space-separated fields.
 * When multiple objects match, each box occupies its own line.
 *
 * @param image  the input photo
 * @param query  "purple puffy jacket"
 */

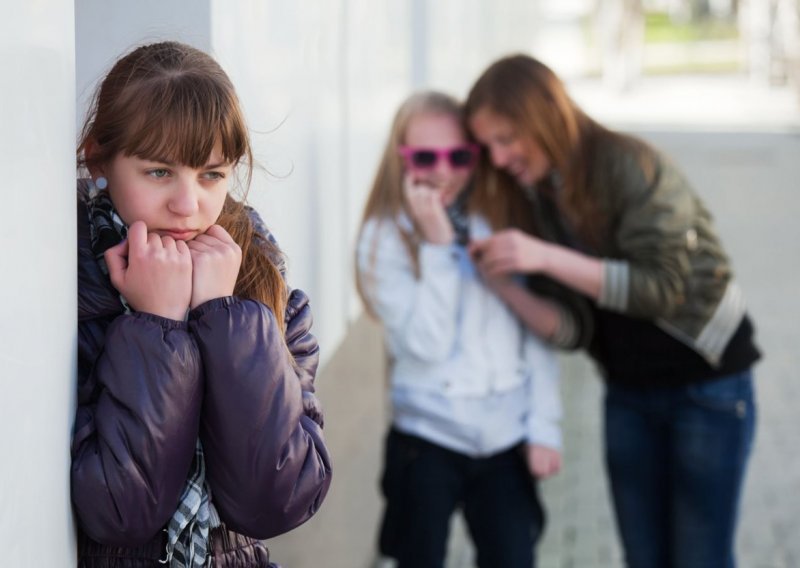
xmin=72 ymin=188 xmax=332 ymax=567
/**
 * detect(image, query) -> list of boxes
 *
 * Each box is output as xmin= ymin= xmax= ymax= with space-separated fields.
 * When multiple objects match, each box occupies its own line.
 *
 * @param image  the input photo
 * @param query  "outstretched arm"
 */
xmin=471 ymin=229 xmax=603 ymax=301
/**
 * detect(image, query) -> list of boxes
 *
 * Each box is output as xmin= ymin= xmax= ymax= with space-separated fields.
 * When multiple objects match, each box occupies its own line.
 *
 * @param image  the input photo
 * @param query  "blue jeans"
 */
xmin=604 ymin=370 xmax=756 ymax=568
xmin=378 ymin=429 xmax=544 ymax=568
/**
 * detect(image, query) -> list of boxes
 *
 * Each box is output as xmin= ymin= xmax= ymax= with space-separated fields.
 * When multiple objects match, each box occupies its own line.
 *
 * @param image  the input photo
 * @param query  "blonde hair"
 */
xmin=355 ymin=91 xmax=466 ymax=317
xmin=77 ymin=41 xmax=288 ymax=329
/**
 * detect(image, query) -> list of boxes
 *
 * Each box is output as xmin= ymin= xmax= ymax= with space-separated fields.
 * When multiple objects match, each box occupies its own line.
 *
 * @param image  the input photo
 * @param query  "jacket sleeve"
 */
xmin=597 ymin=154 xmax=697 ymax=319
xmin=284 ymin=288 xmax=325 ymax=427
xmin=523 ymin=333 xmax=562 ymax=449
xmin=71 ymin=313 xmax=203 ymax=545
xmin=357 ymin=219 xmax=461 ymax=362
xmin=248 ymin=205 xmax=325 ymax=424
xmin=188 ymin=296 xmax=332 ymax=540
xmin=526 ymin=189 xmax=595 ymax=350
xmin=526 ymin=274 xmax=595 ymax=350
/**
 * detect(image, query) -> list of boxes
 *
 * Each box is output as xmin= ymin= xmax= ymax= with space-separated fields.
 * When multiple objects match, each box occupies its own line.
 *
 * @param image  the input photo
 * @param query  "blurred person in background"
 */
xmin=466 ymin=54 xmax=761 ymax=568
xmin=356 ymin=91 xmax=562 ymax=568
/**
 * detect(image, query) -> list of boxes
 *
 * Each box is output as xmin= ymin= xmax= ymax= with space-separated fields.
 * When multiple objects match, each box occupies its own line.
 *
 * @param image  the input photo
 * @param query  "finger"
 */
xmin=126 ymin=221 xmax=148 ymax=253
xmin=403 ymin=173 xmax=416 ymax=198
xmin=185 ymin=239 xmax=213 ymax=252
xmin=104 ymin=240 xmax=129 ymax=285
xmin=404 ymin=173 xmax=436 ymax=197
xmin=160 ymin=235 xmax=177 ymax=251
xmin=541 ymin=459 xmax=558 ymax=479
xmin=189 ymin=233 xmax=220 ymax=247
xmin=405 ymin=185 xmax=426 ymax=204
xmin=176 ymin=239 xmax=190 ymax=255
xmin=468 ymin=239 xmax=487 ymax=257
xmin=205 ymin=224 xmax=235 ymax=244
xmin=186 ymin=235 xmax=219 ymax=247
xmin=484 ymin=259 xmax=516 ymax=277
xmin=147 ymin=231 xmax=163 ymax=248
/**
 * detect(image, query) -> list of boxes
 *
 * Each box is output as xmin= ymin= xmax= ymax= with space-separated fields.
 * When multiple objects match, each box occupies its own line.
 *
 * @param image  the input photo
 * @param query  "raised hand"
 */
xmin=185 ymin=224 xmax=242 ymax=309
xmin=104 ymin=221 xmax=193 ymax=320
xmin=469 ymin=228 xmax=552 ymax=277
xmin=525 ymin=443 xmax=562 ymax=479
xmin=403 ymin=173 xmax=454 ymax=245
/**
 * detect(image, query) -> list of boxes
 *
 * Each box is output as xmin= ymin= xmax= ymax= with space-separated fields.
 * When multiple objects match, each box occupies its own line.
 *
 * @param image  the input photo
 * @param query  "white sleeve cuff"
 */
xmin=598 ymin=259 xmax=630 ymax=311
xmin=526 ymin=417 xmax=563 ymax=450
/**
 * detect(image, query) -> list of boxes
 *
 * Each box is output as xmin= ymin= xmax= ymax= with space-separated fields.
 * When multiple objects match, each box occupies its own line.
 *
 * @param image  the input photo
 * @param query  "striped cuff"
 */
xmin=598 ymin=259 xmax=630 ymax=312
xmin=695 ymin=282 xmax=746 ymax=366
xmin=551 ymin=303 xmax=578 ymax=348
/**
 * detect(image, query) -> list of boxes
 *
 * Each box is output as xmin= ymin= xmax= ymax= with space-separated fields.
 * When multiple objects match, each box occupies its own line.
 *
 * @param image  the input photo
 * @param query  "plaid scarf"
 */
xmin=162 ymin=443 xmax=221 ymax=567
xmin=86 ymin=188 xmax=219 ymax=567
xmin=445 ymin=184 xmax=472 ymax=246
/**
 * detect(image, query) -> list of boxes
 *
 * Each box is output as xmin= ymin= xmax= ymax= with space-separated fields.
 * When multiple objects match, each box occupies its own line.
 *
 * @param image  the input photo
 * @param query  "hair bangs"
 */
xmin=117 ymin=73 xmax=248 ymax=169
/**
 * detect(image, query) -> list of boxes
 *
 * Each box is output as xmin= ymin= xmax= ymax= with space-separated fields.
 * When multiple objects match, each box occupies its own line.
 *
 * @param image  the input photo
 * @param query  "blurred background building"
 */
xmin=1 ymin=1 xmax=798 ymax=566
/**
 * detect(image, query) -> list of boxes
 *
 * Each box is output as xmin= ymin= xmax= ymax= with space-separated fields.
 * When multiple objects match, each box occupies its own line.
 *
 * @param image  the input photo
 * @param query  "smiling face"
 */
xmin=96 ymin=144 xmax=232 ymax=240
xmin=468 ymin=106 xmax=551 ymax=187
xmin=403 ymin=112 xmax=474 ymax=207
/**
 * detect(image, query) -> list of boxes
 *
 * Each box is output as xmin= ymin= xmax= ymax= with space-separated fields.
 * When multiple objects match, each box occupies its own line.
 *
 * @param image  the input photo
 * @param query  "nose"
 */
xmin=489 ymin=144 xmax=509 ymax=168
xmin=433 ymin=154 xmax=454 ymax=178
xmin=168 ymin=177 xmax=200 ymax=217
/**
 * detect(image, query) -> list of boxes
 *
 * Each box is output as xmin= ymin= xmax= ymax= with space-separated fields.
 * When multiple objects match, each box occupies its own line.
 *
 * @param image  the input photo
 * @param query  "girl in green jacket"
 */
xmin=465 ymin=54 xmax=760 ymax=568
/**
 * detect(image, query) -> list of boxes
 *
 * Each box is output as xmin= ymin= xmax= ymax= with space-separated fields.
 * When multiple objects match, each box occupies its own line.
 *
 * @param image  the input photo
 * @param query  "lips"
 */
xmin=159 ymin=229 xmax=197 ymax=240
xmin=508 ymin=164 xmax=531 ymax=183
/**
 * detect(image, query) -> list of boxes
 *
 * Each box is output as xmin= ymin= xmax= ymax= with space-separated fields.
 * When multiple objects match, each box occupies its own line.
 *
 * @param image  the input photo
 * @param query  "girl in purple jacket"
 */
xmin=72 ymin=41 xmax=332 ymax=567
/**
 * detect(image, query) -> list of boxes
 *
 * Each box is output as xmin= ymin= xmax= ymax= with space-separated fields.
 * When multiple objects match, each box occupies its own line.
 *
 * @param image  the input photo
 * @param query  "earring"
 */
xmin=95 ymin=176 xmax=108 ymax=190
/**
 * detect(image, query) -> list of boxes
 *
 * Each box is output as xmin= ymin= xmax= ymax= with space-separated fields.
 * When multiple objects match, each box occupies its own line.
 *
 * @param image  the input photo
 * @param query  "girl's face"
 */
xmin=401 ymin=112 xmax=475 ymax=207
xmin=468 ymin=106 xmax=551 ymax=187
xmin=97 ymin=144 xmax=233 ymax=240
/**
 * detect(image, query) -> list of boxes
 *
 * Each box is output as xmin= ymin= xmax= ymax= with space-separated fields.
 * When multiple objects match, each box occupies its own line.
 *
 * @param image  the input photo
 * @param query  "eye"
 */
xmin=147 ymin=168 xmax=171 ymax=179
xmin=411 ymin=150 xmax=437 ymax=169
xmin=201 ymin=171 xmax=226 ymax=181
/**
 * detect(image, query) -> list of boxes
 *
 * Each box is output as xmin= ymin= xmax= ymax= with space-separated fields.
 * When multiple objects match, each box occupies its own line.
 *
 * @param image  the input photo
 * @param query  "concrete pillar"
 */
xmin=0 ymin=1 xmax=77 ymax=565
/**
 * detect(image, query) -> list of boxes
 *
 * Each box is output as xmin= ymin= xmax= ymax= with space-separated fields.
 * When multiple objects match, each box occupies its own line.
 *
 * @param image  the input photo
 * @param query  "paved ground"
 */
xmin=444 ymin=130 xmax=800 ymax=568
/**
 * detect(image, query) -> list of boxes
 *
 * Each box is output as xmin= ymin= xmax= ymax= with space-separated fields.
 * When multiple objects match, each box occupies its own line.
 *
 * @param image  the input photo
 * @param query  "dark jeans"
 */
xmin=379 ymin=429 xmax=545 ymax=568
xmin=604 ymin=370 xmax=756 ymax=568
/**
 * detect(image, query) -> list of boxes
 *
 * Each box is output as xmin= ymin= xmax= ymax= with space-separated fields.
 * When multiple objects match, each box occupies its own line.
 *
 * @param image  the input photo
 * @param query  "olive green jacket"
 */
xmin=530 ymin=143 xmax=745 ymax=367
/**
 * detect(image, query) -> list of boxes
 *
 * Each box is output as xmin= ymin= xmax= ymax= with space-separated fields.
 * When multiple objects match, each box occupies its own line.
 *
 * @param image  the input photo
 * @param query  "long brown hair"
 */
xmin=77 ymin=41 xmax=288 ymax=328
xmin=355 ymin=91 xmax=466 ymax=317
xmin=465 ymin=54 xmax=656 ymax=246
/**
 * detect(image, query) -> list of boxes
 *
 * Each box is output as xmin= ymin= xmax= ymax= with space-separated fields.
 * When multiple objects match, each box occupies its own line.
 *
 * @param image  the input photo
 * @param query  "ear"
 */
xmin=83 ymin=138 xmax=107 ymax=178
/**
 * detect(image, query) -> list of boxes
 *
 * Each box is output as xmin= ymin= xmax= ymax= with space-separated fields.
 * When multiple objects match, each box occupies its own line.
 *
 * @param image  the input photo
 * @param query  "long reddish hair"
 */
xmin=465 ymin=54 xmax=656 ymax=247
xmin=77 ymin=41 xmax=288 ymax=327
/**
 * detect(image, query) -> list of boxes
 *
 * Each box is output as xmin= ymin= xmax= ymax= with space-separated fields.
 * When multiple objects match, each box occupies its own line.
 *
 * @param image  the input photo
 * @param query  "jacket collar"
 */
xmin=77 ymin=183 xmax=125 ymax=321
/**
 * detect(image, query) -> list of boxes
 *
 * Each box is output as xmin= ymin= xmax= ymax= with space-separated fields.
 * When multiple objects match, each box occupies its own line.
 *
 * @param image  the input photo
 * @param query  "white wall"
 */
xmin=0 ymin=1 xmax=77 ymax=565
xmin=75 ymin=1 xmax=211 ymax=124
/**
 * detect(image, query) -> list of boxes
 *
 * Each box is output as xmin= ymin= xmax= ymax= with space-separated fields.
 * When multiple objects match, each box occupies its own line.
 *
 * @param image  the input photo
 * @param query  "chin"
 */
xmin=513 ymin=173 xmax=533 ymax=187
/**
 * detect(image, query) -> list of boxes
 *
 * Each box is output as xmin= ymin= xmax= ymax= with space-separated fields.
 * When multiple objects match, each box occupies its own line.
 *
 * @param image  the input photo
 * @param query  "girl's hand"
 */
xmin=474 ymin=256 xmax=516 ymax=292
xmin=525 ymin=443 xmax=562 ymax=479
xmin=185 ymin=224 xmax=242 ymax=309
xmin=403 ymin=173 xmax=454 ymax=245
xmin=104 ymin=221 xmax=193 ymax=320
xmin=469 ymin=229 xmax=552 ymax=276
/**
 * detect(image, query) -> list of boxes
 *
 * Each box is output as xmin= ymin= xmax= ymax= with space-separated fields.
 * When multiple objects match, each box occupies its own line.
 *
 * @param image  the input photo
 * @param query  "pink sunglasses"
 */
xmin=399 ymin=144 xmax=479 ymax=170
